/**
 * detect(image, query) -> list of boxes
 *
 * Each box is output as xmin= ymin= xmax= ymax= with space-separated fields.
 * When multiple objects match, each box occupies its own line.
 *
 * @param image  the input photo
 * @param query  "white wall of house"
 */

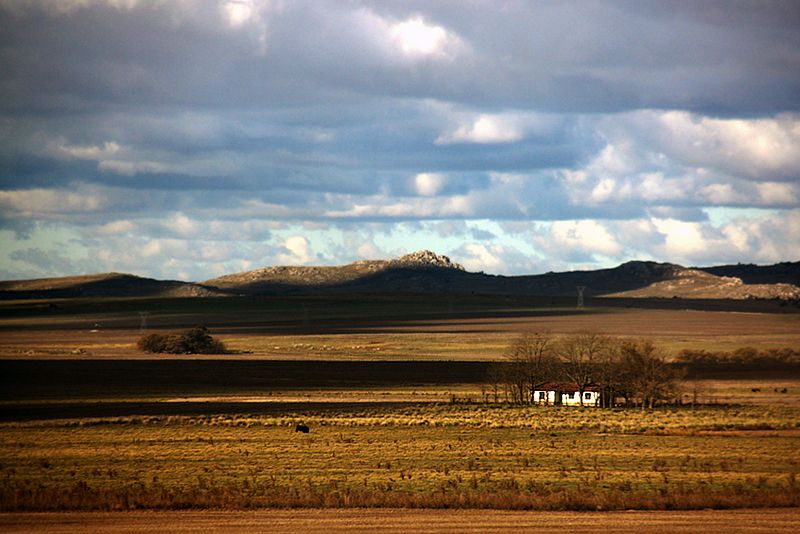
xmin=533 ymin=389 xmax=600 ymax=406
xmin=561 ymin=390 xmax=599 ymax=406
xmin=533 ymin=390 xmax=557 ymax=404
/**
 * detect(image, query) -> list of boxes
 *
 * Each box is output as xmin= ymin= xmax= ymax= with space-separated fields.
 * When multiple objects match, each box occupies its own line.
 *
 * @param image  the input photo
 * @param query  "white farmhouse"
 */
xmin=532 ymin=382 xmax=601 ymax=407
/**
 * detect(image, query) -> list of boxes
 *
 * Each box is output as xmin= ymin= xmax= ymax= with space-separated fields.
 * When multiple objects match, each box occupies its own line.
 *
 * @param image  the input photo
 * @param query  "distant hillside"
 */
xmin=697 ymin=262 xmax=800 ymax=286
xmin=204 ymin=252 xmax=800 ymax=300
xmin=204 ymin=250 xmax=467 ymax=294
xmin=0 ymin=273 xmax=222 ymax=299
xmin=2 ymin=252 xmax=798 ymax=300
xmin=608 ymin=267 xmax=800 ymax=300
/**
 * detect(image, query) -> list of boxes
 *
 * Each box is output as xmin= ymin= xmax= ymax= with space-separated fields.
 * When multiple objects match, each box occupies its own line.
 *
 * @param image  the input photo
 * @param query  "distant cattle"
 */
xmin=751 ymin=388 xmax=761 ymax=392
xmin=295 ymin=424 xmax=310 ymax=433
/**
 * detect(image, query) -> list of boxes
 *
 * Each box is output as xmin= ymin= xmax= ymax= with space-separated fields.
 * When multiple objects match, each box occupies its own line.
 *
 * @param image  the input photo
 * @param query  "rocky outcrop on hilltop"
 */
xmin=610 ymin=267 xmax=800 ymax=300
xmin=390 ymin=250 xmax=465 ymax=270
xmin=203 ymin=250 xmax=466 ymax=294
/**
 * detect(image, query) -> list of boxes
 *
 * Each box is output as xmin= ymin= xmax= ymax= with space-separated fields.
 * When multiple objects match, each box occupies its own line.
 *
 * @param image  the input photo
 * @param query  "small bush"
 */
xmin=136 ymin=326 xmax=226 ymax=354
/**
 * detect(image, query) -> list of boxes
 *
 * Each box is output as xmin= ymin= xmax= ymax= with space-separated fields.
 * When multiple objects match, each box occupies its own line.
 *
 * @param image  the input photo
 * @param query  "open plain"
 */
xmin=1 ymin=295 xmax=799 ymax=531
xmin=1 ymin=295 xmax=799 ymax=360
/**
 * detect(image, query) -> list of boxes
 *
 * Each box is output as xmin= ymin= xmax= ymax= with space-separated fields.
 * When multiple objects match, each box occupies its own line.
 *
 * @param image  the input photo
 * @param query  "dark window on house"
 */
xmin=584 ymin=392 xmax=592 ymax=400
xmin=538 ymin=392 xmax=546 ymax=401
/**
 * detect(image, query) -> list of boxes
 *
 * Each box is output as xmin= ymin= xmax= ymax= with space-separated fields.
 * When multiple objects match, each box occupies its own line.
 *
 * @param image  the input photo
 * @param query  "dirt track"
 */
xmin=1 ymin=508 xmax=798 ymax=533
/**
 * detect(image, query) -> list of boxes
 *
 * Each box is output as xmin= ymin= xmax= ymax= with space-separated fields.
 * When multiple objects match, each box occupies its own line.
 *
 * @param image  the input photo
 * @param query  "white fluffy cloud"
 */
xmin=413 ymin=173 xmax=446 ymax=196
xmin=436 ymin=114 xmax=524 ymax=145
xmin=0 ymin=187 xmax=105 ymax=217
xmin=277 ymin=235 xmax=314 ymax=265
xmin=649 ymin=111 xmax=800 ymax=181
xmin=389 ymin=16 xmax=459 ymax=59
xmin=457 ymin=243 xmax=504 ymax=272
xmin=534 ymin=220 xmax=623 ymax=263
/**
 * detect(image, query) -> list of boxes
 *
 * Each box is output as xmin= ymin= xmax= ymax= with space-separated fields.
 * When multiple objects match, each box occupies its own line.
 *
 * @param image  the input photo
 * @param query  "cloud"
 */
xmin=96 ymin=219 xmax=136 ymax=235
xmin=389 ymin=16 xmax=461 ymax=59
xmin=629 ymin=111 xmax=800 ymax=182
xmin=457 ymin=243 xmax=505 ymax=273
xmin=0 ymin=187 xmax=105 ymax=218
xmin=277 ymin=235 xmax=314 ymax=265
xmin=58 ymin=140 xmax=120 ymax=160
xmin=0 ymin=1 xmax=799 ymax=280
xmin=436 ymin=114 xmax=523 ymax=145
xmin=413 ymin=173 xmax=446 ymax=196
xmin=545 ymin=220 xmax=623 ymax=259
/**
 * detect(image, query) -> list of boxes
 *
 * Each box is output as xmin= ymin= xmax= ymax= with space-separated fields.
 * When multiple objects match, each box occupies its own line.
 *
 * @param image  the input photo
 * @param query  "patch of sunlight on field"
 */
xmin=1 ymin=300 xmax=798 ymax=361
xmin=2 ymin=404 xmax=800 ymax=511
xmin=224 ymin=333 xmax=507 ymax=360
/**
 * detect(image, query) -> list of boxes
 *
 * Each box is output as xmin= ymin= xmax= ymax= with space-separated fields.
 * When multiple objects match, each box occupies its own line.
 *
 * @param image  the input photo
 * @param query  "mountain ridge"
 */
xmin=1 ymin=252 xmax=798 ymax=300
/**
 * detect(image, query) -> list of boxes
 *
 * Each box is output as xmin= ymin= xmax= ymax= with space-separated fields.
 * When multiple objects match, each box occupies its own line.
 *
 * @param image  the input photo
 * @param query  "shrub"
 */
xmin=136 ymin=333 xmax=170 ymax=353
xmin=136 ymin=326 xmax=226 ymax=354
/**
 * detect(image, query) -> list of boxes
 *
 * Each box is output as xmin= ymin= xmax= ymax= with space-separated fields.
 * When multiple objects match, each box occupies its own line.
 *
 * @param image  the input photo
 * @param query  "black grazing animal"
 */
xmin=295 ymin=424 xmax=310 ymax=433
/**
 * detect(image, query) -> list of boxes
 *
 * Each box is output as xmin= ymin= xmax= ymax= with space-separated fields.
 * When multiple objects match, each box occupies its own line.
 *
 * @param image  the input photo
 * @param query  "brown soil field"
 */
xmin=1 ymin=508 xmax=798 ymax=533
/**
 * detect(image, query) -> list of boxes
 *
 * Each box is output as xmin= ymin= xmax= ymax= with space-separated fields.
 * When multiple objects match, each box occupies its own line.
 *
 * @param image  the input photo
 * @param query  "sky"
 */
xmin=1 ymin=0 xmax=799 ymax=281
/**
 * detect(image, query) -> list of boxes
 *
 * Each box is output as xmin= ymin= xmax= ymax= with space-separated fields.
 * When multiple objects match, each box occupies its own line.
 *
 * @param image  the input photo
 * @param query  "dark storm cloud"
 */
xmin=3 ymin=1 xmax=798 ymax=114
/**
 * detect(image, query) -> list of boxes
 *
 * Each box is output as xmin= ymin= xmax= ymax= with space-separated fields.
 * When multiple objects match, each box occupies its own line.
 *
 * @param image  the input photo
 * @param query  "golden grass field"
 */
xmin=2 ymin=404 xmax=799 ymax=512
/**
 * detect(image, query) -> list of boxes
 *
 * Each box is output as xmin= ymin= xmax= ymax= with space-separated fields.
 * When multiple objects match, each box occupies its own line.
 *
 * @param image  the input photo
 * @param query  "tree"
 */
xmin=593 ymin=340 xmax=628 ymax=408
xmin=499 ymin=333 xmax=559 ymax=404
xmin=618 ymin=340 xmax=679 ymax=409
xmin=557 ymin=333 xmax=610 ymax=406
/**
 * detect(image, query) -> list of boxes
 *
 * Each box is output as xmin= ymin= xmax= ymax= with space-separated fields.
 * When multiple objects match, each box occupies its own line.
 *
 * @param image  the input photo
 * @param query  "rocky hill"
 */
xmin=1 ymin=252 xmax=798 ymax=300
xmin=203 ymin=250 xmax=467 ymax=294
xmin=608 ymin=267 xmax=800 ymax=300
xmin=203 ymin=254 xmax=800 ymax=299
xmin=698 ymin=261 xmax=800 ymax=286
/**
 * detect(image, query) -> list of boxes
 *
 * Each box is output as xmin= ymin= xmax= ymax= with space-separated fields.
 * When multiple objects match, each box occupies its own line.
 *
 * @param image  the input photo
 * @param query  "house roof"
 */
xmin=535 ymin=382 xmax=600 ymax=393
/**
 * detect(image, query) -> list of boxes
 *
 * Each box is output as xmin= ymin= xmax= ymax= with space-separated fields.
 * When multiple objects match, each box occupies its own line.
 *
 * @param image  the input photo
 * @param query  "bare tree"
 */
xmin=496 ymin=332 xmax=684 ymax=410
xmin=486 ymin=363 xmax=506 ymax=403
xmin=502 ymin=333 xmax=559 ymax=404
xmin=593 ymin=339 xmax=626 ymax=408
xmin=557 ymin=333 xmax=610 ymax=406
xmin=619 ymin=340 xmax=679 ymax=409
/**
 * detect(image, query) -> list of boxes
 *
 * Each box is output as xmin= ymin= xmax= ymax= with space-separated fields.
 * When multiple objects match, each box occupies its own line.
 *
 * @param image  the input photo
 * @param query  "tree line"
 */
xmin=489 ymin=333 xmax=682 ymax=409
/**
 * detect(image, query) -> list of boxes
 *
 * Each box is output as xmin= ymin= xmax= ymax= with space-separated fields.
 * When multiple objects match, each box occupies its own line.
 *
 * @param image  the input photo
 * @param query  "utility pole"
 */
xmin=576 ymin=286 xmax=586 ymax=309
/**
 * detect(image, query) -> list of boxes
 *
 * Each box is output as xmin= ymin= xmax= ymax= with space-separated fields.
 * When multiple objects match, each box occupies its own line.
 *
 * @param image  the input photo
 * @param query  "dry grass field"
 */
xmin=1 ymin=404 xmax=799 ymax=512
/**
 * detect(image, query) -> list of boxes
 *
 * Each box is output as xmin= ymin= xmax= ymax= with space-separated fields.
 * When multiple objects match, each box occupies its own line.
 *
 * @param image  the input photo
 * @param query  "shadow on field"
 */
xmin=2 ymin=359 xmax=800 ymax=422
xmin=0 ymin=360 xmax=491 ymax=401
